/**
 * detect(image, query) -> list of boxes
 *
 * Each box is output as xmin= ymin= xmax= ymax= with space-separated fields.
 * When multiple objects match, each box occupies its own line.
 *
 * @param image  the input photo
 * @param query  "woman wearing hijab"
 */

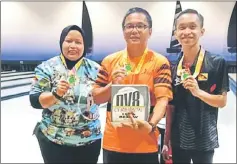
xmin=29 ymin=25 xmax=101 ymax=163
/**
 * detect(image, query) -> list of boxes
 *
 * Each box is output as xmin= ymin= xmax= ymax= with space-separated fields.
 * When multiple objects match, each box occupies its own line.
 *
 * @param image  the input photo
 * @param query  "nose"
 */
xmin=69 ymin=41 xmax=77 ymax=48
xmin=131 ymin=26 xmax=139 ymax=33
xmin=183 ymin=28 xmax=191 ymax=35
xmin=131 ymin=29 xmax=139 ymax=35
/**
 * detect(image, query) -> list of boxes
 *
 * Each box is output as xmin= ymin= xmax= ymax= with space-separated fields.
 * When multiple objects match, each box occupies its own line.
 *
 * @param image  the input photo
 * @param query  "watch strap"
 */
xmin=52 ymin=89 xmax=63 ymax=101
xmin=148 ymin=122 xmax=156 ymax=133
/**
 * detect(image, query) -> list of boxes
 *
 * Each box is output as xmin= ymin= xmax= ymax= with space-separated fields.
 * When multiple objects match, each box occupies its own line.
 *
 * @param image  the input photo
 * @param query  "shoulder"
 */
xmin=150 ymin=50 xmax=169 ymax=62
xmin=36 ymin=56 xmax=60 ymax=70
xmin=205 ymin=51 xmax=227 ymax=66
xmin=84 ymin=58 xmax=100 ymax=69
xmin=101 ymin=50 xmax=124 ymax=64
xmin=40 ymin=56 xmax=60 ymax=66
xmin=148 ymin=49 xmax=171 ymax=67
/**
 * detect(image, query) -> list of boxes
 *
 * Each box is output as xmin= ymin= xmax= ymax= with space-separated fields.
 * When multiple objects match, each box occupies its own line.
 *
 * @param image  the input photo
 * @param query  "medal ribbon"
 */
xmin=60 ymin=53 xmax=83 ymax=71
xmin=60 ymin=54 xmax=83 ymax=85
xmin=177 ymin=47 xmax=205 ymax=79
xmin=123 ymin=48 xmax=148 ymax=75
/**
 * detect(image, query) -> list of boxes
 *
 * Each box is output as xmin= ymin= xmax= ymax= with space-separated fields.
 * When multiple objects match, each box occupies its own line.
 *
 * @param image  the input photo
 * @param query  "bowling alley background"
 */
xmin=1 ymin=1 xmax=236 ymax=72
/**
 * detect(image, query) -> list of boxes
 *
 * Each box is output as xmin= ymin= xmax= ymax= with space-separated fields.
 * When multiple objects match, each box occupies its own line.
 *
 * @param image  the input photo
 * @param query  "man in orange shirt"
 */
xmin=92 ymin=7 xmax=173 ymax=163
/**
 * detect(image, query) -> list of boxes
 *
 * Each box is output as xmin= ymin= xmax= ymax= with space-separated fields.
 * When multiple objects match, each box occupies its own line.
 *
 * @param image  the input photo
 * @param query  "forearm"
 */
xmin=164 ymin=104 xmax=174 ymax=145
xmin=39 ymin=92 xmax=58 ymax=109
xmin=149 ymin=97 xmax=169 ymax=126
xmin=92 ymin=82 xmax=112 ymax=104
xmin=196 ymin=89 xmax=227 ymax=108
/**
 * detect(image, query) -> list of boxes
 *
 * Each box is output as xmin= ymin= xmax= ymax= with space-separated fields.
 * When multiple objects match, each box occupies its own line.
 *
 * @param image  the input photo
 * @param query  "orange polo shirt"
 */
xmin=94 ymin=49 xmax=173 ymax=153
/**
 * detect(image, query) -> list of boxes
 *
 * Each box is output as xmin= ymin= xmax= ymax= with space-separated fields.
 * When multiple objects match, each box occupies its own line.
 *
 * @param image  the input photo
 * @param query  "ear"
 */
xmin=201 ymin=28 xmax=205 ymax=36
xmin=147 ymin=28 xmax=152 ymax=39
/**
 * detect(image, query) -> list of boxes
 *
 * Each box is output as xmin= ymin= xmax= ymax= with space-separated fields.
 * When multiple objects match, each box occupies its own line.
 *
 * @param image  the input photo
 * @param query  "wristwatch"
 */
xmin=52 ymin=88 xmax=63 ymax=101
xmin=148 ymin=122 xmax=157 ymax=133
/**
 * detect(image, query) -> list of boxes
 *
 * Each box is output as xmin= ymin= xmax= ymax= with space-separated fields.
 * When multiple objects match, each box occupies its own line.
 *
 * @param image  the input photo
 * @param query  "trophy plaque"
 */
xmin=111 ymin=84 xmax=150 ymax=124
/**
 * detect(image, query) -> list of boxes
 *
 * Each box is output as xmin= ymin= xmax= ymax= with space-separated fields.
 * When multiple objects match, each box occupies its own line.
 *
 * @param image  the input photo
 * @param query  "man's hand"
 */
xmin=56 ymin=80 xmax=70 ymax=97
xmin=113 ymin=113 xmax=152 ymax=134
xmin=162 ymin=144 xmax=172 ymax=161
xmin=111 ymin=67 xmax=126 ymax=84
xmin=183 ymin=76 xmax=201 ymax=97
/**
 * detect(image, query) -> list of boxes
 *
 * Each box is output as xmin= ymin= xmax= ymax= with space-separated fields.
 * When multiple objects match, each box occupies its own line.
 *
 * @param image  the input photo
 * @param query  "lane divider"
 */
xmin=1 ymin=92 xmax=30 ymax=101
xmin=1 ymin=77 xmax=236 ymax=101
xmin=1 ymin=83 xmax=32 ymax=90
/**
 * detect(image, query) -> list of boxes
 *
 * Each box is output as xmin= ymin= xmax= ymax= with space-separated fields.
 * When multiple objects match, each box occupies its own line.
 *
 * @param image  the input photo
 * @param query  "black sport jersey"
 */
xmin=170 ymin=49 xmax=229 ymax=151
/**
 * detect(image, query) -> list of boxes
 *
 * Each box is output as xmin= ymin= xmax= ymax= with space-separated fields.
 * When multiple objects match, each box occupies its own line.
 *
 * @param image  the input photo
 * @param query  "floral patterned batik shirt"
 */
xmin=30 ymin=54 xmax=102 ymax=146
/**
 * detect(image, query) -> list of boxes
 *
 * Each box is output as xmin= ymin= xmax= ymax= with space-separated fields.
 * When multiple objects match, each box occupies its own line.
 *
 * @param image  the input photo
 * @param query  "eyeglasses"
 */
xmin=124 ymin=24 xmax=148 ymax=32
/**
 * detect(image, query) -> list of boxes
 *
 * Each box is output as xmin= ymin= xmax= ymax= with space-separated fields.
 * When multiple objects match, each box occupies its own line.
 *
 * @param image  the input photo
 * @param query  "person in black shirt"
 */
xmin=162 ymin=9 xmax=229 ymax=163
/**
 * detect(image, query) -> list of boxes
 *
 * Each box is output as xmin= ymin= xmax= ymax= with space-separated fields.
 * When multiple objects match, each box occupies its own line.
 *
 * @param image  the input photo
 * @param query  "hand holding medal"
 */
xmin=176 ymin=48 xmax=206 ymax=86
xmin=175 ymin=63 xmax=192 ymax=86
xmin=180 ymin=63 xmax=201 ymax=97
xmin=56 ymin=80 xmax=70 ymax=97
xmin=111 ymin=67 xmax=126 ymax=84
xmin=183 ymin=75 xmax=201 ymax=97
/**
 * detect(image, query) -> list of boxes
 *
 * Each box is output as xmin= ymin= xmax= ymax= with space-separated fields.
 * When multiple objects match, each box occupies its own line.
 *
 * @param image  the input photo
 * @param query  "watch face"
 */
xmin=53 ymin=88 xmax=58 ymax=95
xmin=52 ymin=88 xmax=63 ymax=101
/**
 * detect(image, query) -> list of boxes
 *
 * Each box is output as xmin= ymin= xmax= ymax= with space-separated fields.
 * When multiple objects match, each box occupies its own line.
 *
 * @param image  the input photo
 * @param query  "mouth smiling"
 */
xmin=130 ymin=37 xmax=140 ymax=41
xmin=69 ymin=50 xmax=77 ymax=54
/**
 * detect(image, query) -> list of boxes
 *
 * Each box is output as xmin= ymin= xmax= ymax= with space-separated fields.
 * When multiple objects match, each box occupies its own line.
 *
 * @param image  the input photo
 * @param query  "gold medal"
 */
xmin=68 ymin=75 xmax=76 ymax=85
xmin=123 ymin=48 xmax=148 ymax=75
xmin=125 ymin=64 xmax=132 ymax=71
xmin=177 ymin=47 xmax=205 ymax=80
xmin=60 ymin=54 xmax=82 ymax=85
xmin=180 ymin=69 xmax=190 ymax=81
xmin=125 ymin=64 xmax=132 ymax=75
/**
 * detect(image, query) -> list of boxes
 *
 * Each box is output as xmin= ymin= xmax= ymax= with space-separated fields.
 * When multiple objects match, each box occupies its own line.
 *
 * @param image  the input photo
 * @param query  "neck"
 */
xmin=64 ymin=55 xmax=82 ymax=70
xmin=127 ymin=44 xmax=147 ymax=57
xmin=182 ymin=43 xmax=200 ymax=65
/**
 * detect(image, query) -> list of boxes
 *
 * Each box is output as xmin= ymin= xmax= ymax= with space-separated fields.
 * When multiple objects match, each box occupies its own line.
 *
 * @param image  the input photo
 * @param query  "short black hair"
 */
xmin=122 ymin=7 xmax=152 ymax=29
xmin=175 ymin=9 xmax=204 ymax=29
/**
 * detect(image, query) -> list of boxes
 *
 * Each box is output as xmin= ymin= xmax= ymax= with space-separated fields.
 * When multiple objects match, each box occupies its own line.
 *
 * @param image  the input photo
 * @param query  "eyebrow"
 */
xmin=125 ymin=21 xmax=146 ymax=25
xmin=178 ymin=22 xmax=198 ymax=26
xmin=65 ymin=37 xmax=83 ymax=41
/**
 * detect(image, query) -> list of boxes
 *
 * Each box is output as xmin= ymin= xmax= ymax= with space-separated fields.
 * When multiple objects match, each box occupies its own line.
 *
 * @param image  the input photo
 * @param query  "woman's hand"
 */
xmin=56 ymin=80 xmax=70 ymax=97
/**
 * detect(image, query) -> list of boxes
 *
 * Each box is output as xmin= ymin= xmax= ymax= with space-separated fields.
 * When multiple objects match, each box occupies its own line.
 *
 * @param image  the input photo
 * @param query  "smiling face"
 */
xmin=175 ymin=13 xmax=205 ymax=47
xmin=123 ymin=12 xmax=152 ymax=46
xmin=62 ymin=30 xmax=84 ymax=61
